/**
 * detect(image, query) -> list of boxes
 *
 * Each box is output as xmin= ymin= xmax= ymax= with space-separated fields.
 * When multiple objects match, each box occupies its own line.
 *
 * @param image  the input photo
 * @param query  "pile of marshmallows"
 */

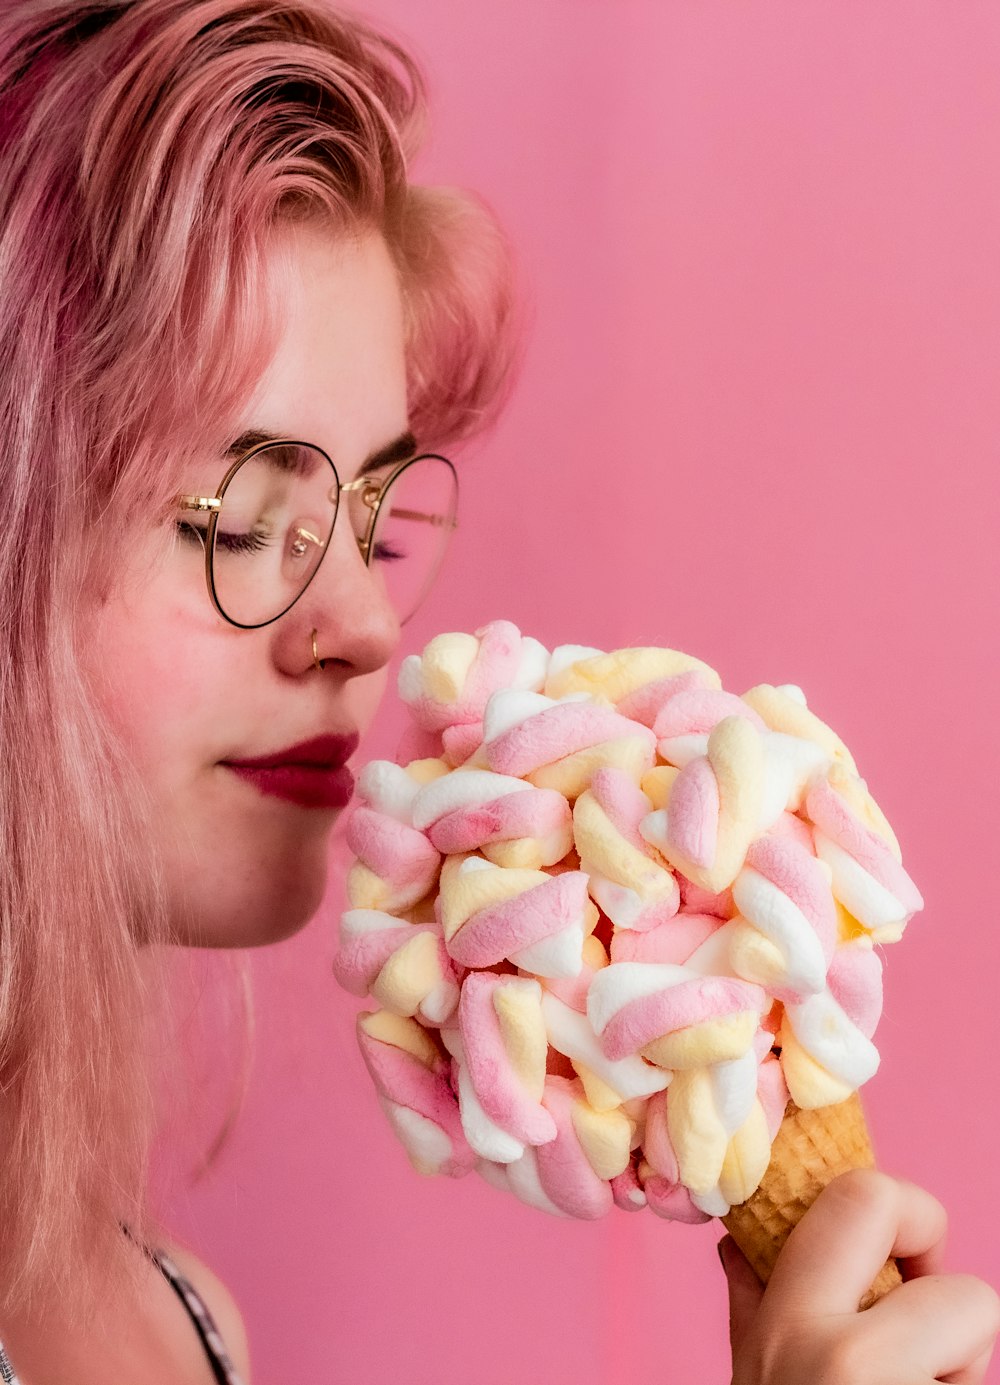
xmin=333 ymin=621 xmax=923 ymax=1223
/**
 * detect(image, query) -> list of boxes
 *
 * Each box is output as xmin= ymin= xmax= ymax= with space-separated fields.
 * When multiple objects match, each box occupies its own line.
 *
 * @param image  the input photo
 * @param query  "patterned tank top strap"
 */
xmin=0 ymin=1339 xmax=21 ymax=1384
xmin=120 ymin=1223 xmax=246 ymax=1385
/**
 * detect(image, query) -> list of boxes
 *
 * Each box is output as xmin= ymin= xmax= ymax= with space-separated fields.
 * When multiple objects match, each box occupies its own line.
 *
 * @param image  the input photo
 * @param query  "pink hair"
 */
xmin=0 ymin=0 xmax=519 ymax=1322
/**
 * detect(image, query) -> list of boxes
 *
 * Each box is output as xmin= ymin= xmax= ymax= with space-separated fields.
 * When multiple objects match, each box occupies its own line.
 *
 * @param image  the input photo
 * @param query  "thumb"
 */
xmin=718 ymin=1236 xmax=766 ymax=1358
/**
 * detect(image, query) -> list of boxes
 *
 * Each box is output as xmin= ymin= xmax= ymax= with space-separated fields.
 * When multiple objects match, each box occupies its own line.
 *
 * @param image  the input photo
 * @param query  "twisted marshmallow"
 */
xmin=437 ymin=853 xmax=596 ymax=978
xmin=397 ymin=621 xmax=549 ymax=766
xmin=573 ymin=767 xmax=680 ymax=930
xmin=544 ymin=644 xmax=721 ymax=706
xmin=346 ymin=759 xmax=444 ymax=913
xmin=475 ymin=688 xmax=658 ymax=800
xmin=779 ymin=941 xmax=883 ymax=1109
xmin=357 ymin=1010 xmax=474 ymax=1178
xmin=639 ymin=714 xmax=765 ymax=894
xmin=443 ymin=972 xmax=555 ymax=1163
xmin=411 ymin=767 xmax=573 ymax=869
xmin=806 ymin=763 xmax=923 ymax=943
xmin=727 ymin=833 xmax=838 ymax=1003
xmin=334 ymin=908 xmax=460 ymax=1026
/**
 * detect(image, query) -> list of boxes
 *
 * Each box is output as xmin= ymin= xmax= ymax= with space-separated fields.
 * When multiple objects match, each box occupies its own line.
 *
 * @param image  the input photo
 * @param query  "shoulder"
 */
xmin=157 ymin=1235 xmax=252 ymax=1384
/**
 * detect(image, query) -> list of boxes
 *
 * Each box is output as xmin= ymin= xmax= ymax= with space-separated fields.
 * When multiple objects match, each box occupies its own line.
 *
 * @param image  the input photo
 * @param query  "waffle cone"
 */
xmin=721 ymin=1091 xmax=902 ymax=1311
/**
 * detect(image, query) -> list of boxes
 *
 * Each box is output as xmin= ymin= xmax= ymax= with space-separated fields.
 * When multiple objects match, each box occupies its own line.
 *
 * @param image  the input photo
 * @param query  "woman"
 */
xmin=0 ymin=1 xmax=994 ymax=1381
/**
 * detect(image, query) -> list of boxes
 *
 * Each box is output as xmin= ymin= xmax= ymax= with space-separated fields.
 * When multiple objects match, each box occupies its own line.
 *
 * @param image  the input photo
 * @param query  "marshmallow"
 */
xmin=437 ymin=853 xmax=595 ymax=978
xmin=334 ymin=908 xmax=460 ymax=1025
xmin=480 ymin=689 xmax=658 ymax=800
xmin=573 ymin=767 xmax=681 ymax=930
xmin=412 ymin=767 xmax=573 ymax=868
xmin=334 ymin=621 xmax=924 ymax=1226
xmin=639 ymin=715 xmax=765 ymax=894
xmin=345 ymin=759 xmax=445 ymax=913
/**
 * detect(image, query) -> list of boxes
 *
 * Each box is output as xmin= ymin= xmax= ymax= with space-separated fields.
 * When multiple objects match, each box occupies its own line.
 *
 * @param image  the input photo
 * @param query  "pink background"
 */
xmin=161 ymin=5 xmax=1000 ymax=1382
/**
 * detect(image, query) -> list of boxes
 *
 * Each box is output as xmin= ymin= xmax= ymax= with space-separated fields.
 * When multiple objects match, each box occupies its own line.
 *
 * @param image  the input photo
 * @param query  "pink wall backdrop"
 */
xmin=161 ymin=5 xmax=1000 ymax=1382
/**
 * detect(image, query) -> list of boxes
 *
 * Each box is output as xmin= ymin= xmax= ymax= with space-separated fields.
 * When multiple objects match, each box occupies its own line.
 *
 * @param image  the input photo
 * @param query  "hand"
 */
xmin=720 ymin=1169 xmax=1000 ymax=1384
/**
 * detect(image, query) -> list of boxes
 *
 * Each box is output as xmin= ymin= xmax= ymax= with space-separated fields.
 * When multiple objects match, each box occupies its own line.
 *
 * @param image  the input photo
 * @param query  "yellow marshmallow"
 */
xmin=641 ymin=765 xmax=680 ymax=810
xmin=779 ymin=1014 xmax=854 ymax=1109
xmin=572 ymin=1061 xmax=625 ymax=1113
xmin=571 ymin=1100 xmax=633 ymax=1180
xmin=573 ymin=788 xmax=676 ymax=900
xmin=481 ymin=821 xmax=575 ymax=870
xmin=729 ymin=918 xmax=789 ymax=990
xmin=581 ymin=933 xmax=610 ymax=970
xmin=667 ymin=1068 xmax=728 ymax=1196
xmin=346 ymin=860 xmax=388 ymax=910
xmin=835 ymin=899 xmax=872 ymax=945
xmin=404 ymin=757 xmax=452 ymax=785
xmin=528 ymin=735 xmax=655 ymax=800
xmin=419 ymin=632 xmax=480 ymax=704
xmin=371 ymin=931 xmax=442 ymax=1018
xmin=741 ymin=684 xmax=857 ymax=774
xmin=493 ymin=981 xmax=547 ymax=1100
xmin=438 ymin=857 xmax=551 ymax=942
xmin=642 ymin=1010 xmax=759 ymax=1069
xmin=544 ymin=647 xmax=721 ymax=702
xmin=359 ymin=1010 xmax=441 ymax=1070
xmin=719 ymin=1099 xmax=772 ymax=1205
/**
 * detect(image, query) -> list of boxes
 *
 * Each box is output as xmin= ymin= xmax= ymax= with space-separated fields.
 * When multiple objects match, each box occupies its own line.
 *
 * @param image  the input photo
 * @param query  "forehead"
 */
xmin=237 ymin=222 xmax=408 ymax=480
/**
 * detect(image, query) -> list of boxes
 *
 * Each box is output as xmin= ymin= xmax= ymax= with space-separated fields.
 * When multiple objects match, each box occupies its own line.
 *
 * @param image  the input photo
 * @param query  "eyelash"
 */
xmin=176 ymin=522 xmax=405 ymax=563
xmin=176 ymin=522 xmax=272 ymax=555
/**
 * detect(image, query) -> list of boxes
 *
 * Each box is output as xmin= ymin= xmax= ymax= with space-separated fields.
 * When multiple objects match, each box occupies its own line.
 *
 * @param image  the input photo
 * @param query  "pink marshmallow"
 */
xmin=826 ymin=945 xmax=883 ymax=1040
xmin=806 ymin=778 xmax=924 ymax=914
xmin=610 ymin=913 xmax=721 ymax=966
xmin=427 ymin=787 xmax=570 ymax=857
xmin=744 ymin=835 xmax=838 ymax=965
xmin=356 ymin=1020 xmax=475 ymax=1178
xmin=533 ymin=1077 xmax=615 ymax=1220
xmin=665 ymin=757 xmax=719 ymax=868
xmin=654 ymin=688 xmax=767 ymax=744
xmin=447 ymin=871 xmax=590 ymax=970
xmin=598 ymin=974 xmax=767 ymax=1063
xmin=486 ymin=703 xmax=656 ymax=779
xmin=458 ymin=972 xmax=557 ymax=1146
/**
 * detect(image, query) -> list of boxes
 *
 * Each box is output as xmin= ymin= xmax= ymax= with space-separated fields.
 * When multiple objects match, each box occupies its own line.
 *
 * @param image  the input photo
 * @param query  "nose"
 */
xmin=273 ymin=505 xmax=401 ymax=679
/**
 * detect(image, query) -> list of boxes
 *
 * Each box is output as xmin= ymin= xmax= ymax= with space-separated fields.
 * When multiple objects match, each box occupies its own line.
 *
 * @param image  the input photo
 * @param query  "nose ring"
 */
xmin=311 ymin=628 xmax=325 ymax=672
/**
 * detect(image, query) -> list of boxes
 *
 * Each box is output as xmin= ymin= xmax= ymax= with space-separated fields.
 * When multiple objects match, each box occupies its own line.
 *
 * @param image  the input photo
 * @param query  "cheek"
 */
xmin=82 ymin=586 xmax=230 ymax=779
xmin=350 ymin=662 xmax=390 ymax=737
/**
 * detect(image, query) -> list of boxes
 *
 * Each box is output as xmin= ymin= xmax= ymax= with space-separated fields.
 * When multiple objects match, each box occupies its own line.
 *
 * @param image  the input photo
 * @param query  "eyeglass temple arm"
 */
xmin=177 ymin=496 xmax=222 ymax=512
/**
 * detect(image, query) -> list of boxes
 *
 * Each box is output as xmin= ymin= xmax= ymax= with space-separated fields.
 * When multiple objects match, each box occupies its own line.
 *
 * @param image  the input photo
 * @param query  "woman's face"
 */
xmin=84 ymin=223 xmax=406 ymax=947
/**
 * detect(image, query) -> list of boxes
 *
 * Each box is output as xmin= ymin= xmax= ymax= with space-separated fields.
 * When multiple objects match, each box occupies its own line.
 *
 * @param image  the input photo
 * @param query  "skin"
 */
xmin=722 ymin=1169 xmax=1000 ymax=1384
xmin=83 ymin=221 xmax=404 ymax=950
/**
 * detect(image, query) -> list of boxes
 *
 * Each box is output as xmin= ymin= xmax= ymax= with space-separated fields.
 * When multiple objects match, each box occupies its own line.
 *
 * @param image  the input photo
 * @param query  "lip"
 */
xmin=225 ymin=762 xmax=355 ymax=809
xmin=222 ymin=732 xmax=360 ymax=809
xmin=225 ymin=733 xmax=360 ymax=770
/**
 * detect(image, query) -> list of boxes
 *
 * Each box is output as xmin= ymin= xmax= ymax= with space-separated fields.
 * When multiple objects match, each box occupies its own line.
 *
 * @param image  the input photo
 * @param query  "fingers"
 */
xmin=865 ymin=1274 xmax=1000 ymax=1383
xmin=766 ymin=1169 xmax=948 ymax=1314
xmin=718 ymin=1236 xmax=765 ymax=1360
xmin=939 ymin=1339 xmax=996 ymax=1385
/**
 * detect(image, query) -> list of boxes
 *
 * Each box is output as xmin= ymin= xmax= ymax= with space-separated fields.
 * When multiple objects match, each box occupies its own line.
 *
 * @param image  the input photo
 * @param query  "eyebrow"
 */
xmin=224 ymin=428 xmax=418 ymax=478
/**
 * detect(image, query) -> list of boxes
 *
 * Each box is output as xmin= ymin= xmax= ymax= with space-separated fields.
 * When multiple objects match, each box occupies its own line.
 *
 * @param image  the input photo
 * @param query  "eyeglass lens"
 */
xmin=210 ymin=443 xmax=457 ymax=628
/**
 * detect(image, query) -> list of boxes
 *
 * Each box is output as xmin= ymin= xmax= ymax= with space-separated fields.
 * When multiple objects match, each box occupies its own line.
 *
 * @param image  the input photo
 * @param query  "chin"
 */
xmin=171 ymin=844 xmax=331 ymax=949
xmin=232 ymin=897 xmax=321 ymax=947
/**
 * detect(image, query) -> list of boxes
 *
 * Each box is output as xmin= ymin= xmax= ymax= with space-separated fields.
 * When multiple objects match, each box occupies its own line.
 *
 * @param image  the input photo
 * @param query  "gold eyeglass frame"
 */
xmin=177 ymin=437 xmax=459 ymax=630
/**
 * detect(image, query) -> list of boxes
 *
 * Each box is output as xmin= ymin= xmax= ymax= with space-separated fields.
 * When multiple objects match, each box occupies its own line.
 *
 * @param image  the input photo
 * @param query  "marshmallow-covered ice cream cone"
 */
xmin=722 ymin=1090 xmax=902 ymax=1310
xmin=334 ymin=621 xmax=924 ymax=1317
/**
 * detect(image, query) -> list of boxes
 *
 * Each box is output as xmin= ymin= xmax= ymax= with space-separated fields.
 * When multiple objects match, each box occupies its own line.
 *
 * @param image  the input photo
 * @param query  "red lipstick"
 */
xmin=223 ymin=733 xmax=360 ymax=809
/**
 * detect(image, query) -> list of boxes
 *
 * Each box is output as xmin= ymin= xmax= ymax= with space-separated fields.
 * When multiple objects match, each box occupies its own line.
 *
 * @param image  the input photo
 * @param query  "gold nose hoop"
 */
xmin=311 ymin=628 xmax=325 ymax=672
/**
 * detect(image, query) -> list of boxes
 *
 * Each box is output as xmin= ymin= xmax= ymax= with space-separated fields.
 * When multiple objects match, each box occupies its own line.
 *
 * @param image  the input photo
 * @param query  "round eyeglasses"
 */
xmin=176 ymin=439 xmax=459 ymax=629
